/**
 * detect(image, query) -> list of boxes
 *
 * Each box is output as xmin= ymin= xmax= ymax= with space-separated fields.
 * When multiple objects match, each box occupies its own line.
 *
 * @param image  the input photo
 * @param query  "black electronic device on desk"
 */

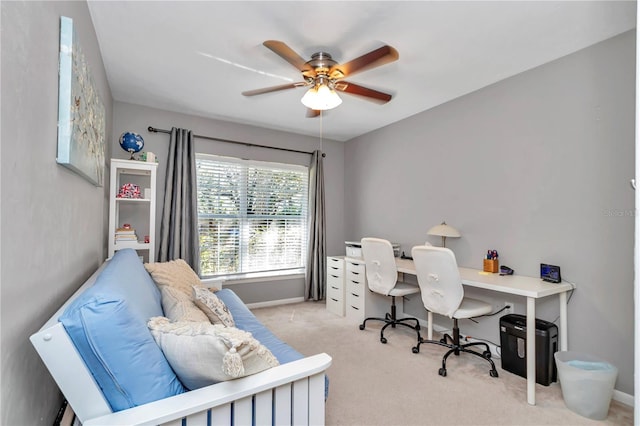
xmin=540 ymin=263 xmax=561 ymax=283
xmin=400 ymin=252 xmax=413 ymax=260
xmin=500 ymin=265 xmax=514 ymax=276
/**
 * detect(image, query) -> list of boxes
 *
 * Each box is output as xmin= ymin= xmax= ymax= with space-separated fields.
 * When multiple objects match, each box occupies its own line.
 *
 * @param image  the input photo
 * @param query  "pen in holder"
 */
xmin=483 ymin=258 xmax=499 ymax=273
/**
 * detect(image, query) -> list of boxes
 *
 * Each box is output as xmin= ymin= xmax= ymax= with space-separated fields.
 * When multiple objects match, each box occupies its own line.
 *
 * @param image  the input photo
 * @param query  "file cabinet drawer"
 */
xmin=346 ymin=277 xmax=364 ymax=297
xmin=327 ymin=280 xmax=343 ymax=300
xmin=327 ymin=272 xmax=343 ymax=289
xmin=346 ymin=261 xmax=365 ymax=276
xmin=345 ymin=292 xmax=364 ymax=322
xmin=346 ymin=288 xmax=363 ymax=307
xmin=327 ymin=257 xmax=344 ymax=273
xmin=326 ymin=294 xmax=344 ymax=316
xmin=325 ymin=256 xmax=345 ymax=317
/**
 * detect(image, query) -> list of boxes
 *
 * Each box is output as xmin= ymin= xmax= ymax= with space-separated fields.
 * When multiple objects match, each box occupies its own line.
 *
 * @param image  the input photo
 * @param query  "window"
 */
xmin=196 ymin=154 xmax=308 ymax=277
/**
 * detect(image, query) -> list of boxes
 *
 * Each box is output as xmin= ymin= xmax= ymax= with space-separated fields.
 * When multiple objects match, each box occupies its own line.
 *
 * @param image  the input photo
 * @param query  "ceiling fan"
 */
xmin=242 ymin=40 xmax=399 ymax=117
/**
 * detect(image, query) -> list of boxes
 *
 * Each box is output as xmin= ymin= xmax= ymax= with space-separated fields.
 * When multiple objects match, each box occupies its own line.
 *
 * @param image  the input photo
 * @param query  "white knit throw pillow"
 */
xmin=148 ymin=317 xmax=279 ymax=390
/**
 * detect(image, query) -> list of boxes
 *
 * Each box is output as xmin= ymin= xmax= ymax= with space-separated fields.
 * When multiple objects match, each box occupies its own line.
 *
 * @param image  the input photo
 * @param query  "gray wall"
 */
xmin=345 ymin=31 xmax=635 ymax=394
xmin=1 ymin=1 xmax=113 ymax=425
xmin=1 ymin=2 xmax=634 ymax=424
xmin=112 ymin=102 xmax=345 ymax=303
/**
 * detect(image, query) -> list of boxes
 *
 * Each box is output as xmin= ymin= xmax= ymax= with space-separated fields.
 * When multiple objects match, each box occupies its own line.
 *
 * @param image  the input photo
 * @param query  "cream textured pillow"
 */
xmin=144 ymin=259 xmax=201 ymax=297
xmin=148 ymin=317 xmax=279 ymax=390
xmin=160 ymin=285 xmax=209 ymax=323
xmin=193 ymin=285 xmax=235 ymax=327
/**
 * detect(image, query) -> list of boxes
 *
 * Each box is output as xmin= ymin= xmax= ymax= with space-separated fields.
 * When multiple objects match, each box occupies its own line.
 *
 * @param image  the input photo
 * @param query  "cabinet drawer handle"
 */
xmin=331 ymin=298 xmax=338 ymax=302
xmin=331 ymin=286 xmax=338 ymax=290
xmin=330 ymin=266 xmax=338 ymax=270
xmin=351 ymin=293 xmax=359 ymax=298
xmin=351 ymin=305 xmax=360 ymax=310
xmin=330 ymin=274 xmax=339 ymax=278
xmin=351 ymin=271 xmax=360 ymax=275
xmin=351 ymin=280 xmax=359 ymax=284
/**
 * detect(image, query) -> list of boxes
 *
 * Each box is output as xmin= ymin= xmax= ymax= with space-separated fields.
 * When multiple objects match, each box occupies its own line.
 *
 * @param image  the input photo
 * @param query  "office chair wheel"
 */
xmin=380 ymin=337 xmax=387 ymax=344
xmin=490 ymin=369 xmax=499 ymax=378
xmin=412 ymin=346 xmax=419 ymax=354
xmin=359 ymin=324 xmax=365 ymax=330
xmin=483 ymin=350 xmax=492 ymax=358
xmin=438 ymin=368 xmax=447 ymax=377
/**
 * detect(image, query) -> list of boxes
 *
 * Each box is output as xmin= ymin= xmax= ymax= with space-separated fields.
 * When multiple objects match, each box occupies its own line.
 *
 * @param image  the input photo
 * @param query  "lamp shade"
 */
xmin=301 ymin=84 xmax=342 ymax=110
xmin=427 ymin=222 xmax=461 ymax=238
xmin=427 ymin=221 xmax=461 ymax=247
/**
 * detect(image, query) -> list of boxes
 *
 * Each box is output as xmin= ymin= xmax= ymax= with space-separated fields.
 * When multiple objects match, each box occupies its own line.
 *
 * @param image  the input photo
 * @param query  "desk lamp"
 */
xmin=427 ymin=221 xmax=461 ymax=247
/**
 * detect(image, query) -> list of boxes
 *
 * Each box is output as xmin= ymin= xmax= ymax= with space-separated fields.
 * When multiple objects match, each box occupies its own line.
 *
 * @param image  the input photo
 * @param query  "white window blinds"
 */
xmin=196 ymin=154 xmax=308 ymax=277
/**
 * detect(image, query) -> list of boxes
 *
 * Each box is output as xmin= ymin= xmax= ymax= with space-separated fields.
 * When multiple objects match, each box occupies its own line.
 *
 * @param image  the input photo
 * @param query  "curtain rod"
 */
xmin=147 ymin=126 xmax=325 ymax=157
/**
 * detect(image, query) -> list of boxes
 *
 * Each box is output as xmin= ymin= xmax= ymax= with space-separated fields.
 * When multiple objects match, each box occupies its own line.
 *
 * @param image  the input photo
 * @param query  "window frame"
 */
xmin=195 ymin=153 xmax=309 ymax=279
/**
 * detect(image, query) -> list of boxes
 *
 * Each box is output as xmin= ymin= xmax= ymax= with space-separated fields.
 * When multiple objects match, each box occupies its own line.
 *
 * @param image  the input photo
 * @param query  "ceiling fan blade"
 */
xmin=263 ymin=40 xmax=315 ymax=76
xmin=242 ymin=82 xmax=307 ymax=97
xmin=306 ymin=108 xmax=321 ymax=118
xmin=334 ymin=81 xmax=393 ymax=104
xmin=329 ymin=45 xmax=399 ymax=79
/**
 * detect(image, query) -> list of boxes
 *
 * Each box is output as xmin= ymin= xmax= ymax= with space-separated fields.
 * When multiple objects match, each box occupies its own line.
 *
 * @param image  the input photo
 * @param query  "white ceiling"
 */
xmin=87 ymin=1 xmax=636 ymax=142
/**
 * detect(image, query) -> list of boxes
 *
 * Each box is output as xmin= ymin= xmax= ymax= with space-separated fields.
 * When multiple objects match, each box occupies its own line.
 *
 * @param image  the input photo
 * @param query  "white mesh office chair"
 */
xmin=411 ymin=245 xmax=499 ymax=378
xmin=359 ymin=238 xmax=421 ymax=344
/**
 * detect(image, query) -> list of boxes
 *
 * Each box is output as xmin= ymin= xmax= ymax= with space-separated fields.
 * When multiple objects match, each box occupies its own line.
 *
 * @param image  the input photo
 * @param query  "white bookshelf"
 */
xmin=108 ymin=158 xmax=157 ymax=262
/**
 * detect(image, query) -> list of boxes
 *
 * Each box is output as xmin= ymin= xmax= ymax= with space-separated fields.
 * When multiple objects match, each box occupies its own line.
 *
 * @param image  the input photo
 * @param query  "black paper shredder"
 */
xmin=499 ymin=314 xmax=558 ymax=386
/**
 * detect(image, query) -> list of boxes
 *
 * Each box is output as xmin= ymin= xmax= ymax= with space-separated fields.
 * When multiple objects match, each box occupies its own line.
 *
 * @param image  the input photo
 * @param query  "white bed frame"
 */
xmin=30 ymin=262 xmax=332 ymax=425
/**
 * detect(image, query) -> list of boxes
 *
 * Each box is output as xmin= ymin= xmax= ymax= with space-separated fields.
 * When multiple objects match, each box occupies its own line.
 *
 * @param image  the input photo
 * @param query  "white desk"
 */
xmin=394 ymin=257 xmax=572 ymax=406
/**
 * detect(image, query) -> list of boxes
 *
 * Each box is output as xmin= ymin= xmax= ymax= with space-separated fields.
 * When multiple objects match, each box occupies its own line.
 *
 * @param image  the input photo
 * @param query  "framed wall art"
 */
xmin=56 ymin=16 xmax=105 ymax=186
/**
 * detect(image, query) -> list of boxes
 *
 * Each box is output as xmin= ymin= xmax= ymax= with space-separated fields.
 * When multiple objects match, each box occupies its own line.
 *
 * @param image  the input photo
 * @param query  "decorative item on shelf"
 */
xmin=117 ymin=183 xmax=141 ymax=199
xmin=119 ymin=131 xmax=144 ymax=160
xmin=138 ymin=151 xmax=157 ymax=163
xmin=427 ymin=221 xmax=461 ymax=247
xmin=115 ymin=224 xmax=138 ymax=242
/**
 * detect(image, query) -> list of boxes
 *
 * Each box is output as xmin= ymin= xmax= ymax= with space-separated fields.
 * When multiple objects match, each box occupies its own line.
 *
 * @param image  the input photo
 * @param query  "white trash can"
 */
xmin=554 ymin=351 xmax=618 ymax=420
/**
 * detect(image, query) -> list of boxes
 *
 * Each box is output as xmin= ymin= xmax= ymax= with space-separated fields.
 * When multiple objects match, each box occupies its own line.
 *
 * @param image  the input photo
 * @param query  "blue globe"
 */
xmin=119 ymin=132 xmax=144 ymax=158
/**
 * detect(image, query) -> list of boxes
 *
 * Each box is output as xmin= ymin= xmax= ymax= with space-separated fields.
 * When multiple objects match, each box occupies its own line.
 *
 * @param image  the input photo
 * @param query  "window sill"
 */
xmin=201 ymin=268 xmax=305 ymax=286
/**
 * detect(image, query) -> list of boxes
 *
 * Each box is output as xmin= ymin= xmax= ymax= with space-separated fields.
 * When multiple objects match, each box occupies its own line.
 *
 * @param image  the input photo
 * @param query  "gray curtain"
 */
xmin=305 ymin=150 xmax=326 ymax=301
xmin=158 ymin=127 xmax=200 ymax=274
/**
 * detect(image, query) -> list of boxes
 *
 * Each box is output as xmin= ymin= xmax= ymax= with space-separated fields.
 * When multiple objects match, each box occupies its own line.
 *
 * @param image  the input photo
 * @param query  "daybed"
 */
xmin=31 ymin=248 xmax=331 ymax=425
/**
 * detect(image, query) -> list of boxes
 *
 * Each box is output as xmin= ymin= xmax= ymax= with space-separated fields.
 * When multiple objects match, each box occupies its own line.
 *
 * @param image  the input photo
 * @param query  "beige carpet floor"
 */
xmin=252 ymin=301 xmax=633 ymax=426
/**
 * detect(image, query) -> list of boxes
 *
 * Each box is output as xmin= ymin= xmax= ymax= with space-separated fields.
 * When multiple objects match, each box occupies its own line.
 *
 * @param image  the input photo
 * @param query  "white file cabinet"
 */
xmin=345 ymin=258 xmax=367 ymax=322
xmin=326 ymin=256 xmax=346 ymax=316
xmin=344 ymin=257 xmax=405 ymax=323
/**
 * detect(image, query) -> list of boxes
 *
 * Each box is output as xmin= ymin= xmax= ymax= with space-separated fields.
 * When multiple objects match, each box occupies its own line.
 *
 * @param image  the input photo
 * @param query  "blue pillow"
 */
xmin=59 ymin=249 xmax=185 ymax=411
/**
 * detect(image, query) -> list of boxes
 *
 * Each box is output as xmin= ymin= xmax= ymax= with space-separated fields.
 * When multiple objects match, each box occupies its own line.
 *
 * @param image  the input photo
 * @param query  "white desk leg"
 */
xmin=526 ymin=297 xmax=536 ymax=405
xmin=428 ymin=311 xmax=433 ymax=340
xmin=559 ymin=291 xmax=568 ymax=351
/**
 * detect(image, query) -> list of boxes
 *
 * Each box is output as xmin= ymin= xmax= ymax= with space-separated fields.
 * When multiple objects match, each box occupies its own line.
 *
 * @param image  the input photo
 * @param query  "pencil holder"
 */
xmin=484 ymin=259 xmax=499 ymax=273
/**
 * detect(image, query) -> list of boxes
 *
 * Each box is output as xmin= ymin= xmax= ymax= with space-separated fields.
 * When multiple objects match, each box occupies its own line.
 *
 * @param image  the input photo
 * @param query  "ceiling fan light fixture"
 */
xmin=301 ymin=83 xmax=342 ymax=110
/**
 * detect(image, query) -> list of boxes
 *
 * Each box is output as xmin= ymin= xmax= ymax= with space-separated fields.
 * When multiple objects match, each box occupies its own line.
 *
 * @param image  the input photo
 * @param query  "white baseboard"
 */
xmin=612 ymin=389 xmax=634 ymax=407
xmin=245 ymin=297 xmax=305 ymax=309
